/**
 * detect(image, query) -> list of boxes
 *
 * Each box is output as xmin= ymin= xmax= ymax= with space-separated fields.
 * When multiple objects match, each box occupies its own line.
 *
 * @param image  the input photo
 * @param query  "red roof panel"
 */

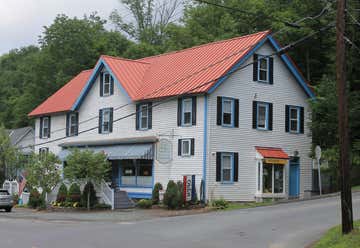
xmin=256 ymin=146 xmax=289 ymax=159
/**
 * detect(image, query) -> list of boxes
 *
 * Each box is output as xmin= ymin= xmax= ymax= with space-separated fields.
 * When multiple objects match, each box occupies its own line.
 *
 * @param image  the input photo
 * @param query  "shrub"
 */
xmin=152 ymin=182 xmax=163 ymax=204
xmin=56 ymin=183 xmax=68 ymax=203
xmin=211 ymin=199 xmax=229 ymax=209
xmin=176 ymin=180 xmax=184 ymax=206
xmin=137 ymin=199 xmax=153 ymax=209
xmin=28 ymin=189 xmax=45 ymax=209
xmin=67 ymin=183 xmax=81 ymax=203
xmin=163 ymin=180 xmax=182 ymax=209
xmin=12 ymin=193 xmax=19 ymax=205
xmin=81 ymin=182 xmax=98 ymax=209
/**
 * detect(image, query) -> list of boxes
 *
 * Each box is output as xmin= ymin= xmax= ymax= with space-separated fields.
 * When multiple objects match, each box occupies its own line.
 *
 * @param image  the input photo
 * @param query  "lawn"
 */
xmin=312 ymin=220 xmax=360 ymax=248
xmin=224 ymin=199 xmax=275 ymax=211
xmin=352 ymin=185 xmax=360 ymax=191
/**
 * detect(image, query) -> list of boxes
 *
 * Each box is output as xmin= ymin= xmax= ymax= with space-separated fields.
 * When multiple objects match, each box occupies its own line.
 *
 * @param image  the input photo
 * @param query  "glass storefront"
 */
xmin=120 ymin=159 xmax=152 ymax=187
xmin=263 ymin=163 xmax=284 ymax=194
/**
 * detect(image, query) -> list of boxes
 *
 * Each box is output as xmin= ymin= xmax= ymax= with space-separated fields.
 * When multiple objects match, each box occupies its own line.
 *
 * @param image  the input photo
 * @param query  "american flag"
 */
xmin=18 ymin=172 xmax=27 ymax=197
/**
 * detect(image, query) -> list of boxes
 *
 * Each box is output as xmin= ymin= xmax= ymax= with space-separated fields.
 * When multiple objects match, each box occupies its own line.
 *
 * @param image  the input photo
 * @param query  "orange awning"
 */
xmin=256 ymin=147 xmax=289 ymax=159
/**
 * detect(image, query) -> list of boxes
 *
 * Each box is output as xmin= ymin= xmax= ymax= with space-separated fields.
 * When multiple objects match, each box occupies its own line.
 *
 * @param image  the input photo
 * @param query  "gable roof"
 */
xmin=29 ymin=30 xmax=314 ymax=117
xmin=6 ymin=126 xmax=34 ymax=146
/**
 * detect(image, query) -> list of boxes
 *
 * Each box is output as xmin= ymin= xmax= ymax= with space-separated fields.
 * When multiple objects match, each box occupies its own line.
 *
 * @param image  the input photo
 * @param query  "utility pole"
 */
xmin=336 ymin=0 xmax=353 ymax=234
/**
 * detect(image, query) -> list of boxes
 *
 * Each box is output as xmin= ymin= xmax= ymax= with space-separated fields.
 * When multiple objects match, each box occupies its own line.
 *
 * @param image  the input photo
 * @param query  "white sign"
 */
xmin=156 ymin=139 xmax=173 ymax=164
xmin=315 ymin=145 xmax=322 ymax=160
xmin=185 ymin=176 xmax=192 ymax=202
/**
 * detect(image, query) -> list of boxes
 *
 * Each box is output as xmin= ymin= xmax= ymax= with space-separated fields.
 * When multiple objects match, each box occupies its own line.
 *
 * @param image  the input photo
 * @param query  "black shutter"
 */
xmin=217 ymin=96 xmax=222 ymax=125
xmin=48 ymin=117 xmax=51 ymax=138
xmin=191 ymin=138 xmax=195 ymax=156
xmin=39 ymin=117 xmax=43 ymax=138
xmin=178 ymin=139 xmax=182 ymax=156
xmin=216 ymin=152 xmax=221 ymax=182
xmin=177 ymin=98 xmax=182 ymax=126
xmin=100 ymin=72 xmax=104 ymax=97
xmin=300 ymin=107 xmax=304 ymax=134
xmin=136 ymin=104 xmax=140 ymax=130
xmin=66 ymin=113 xmax=70 ymax=137
xmin=269 ymin=57 xmax=274 ymax=84
xmin=75 ymin=112 xmax=79 ymax=135
xmin=285 ymin=105 xmax=290 ymax=132
xmin=109 ymin=108 xmax=113 ymax=133
xmin=234 ymin=99 xmax=239 ymax=128
xmin=148 ymin=102 xmax=152 ymax=129
xmin=98 ymin=109 xmax=103 ymax=133
xmin=252 ymin=101 xmax=258 ymax=129
xmin=268 ymin=103 xmax=273 ymax=131
xmin=233 ymin=153 xmax=239 ymax=182
xmin=253 ymin=54 xmax=258 ymax=81
xmin=192 ymin=96 xmax=197 ymax=125
xmin=110 ymin=76 xmax=114 ymax=95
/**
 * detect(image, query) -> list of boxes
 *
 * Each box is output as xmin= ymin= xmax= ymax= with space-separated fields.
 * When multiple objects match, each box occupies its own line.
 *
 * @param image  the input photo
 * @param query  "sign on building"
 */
xmin=183 ymin=175 xmax=196 ymax=202
xmin=156 ymin=139 xmax=172 ymax=164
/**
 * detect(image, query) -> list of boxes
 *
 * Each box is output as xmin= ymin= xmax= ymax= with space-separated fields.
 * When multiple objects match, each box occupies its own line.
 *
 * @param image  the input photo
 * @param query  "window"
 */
xmin=221 ymin=153 xmax=233 ymax=183
xmin=67 ymin=113 xmax=78 ymax=136
xmin=285 ymin=105 xmax=304 ymax=134
xmin=102 ymin=109 xmax=111 ymax=133
xmin=222 ymin=98 xmax=233 ymax=126
xmin=263 ymin=163 xmax=284 ymax=194
xmin=101 ymin=72 xmax=114 ymax=96
xmin=39 ymin=147 xmax=49 ymax=159
xmin=182 ymin=98 xmax=192 ymax=125
xmin=289 ymin=106 xmax=300 ymax=133
xmin=258 ymin=56 xmax=269 ymax=82
xmin=120 ymin=159 xmax=152 ymax=187
xmin=40 ymin=116 xmax=50 ymax=138
xmin=257 ymin=103 xmax=269 ymax=130
xmin=139 ymin=104 xmax=149 ymax=130
xmin=178 ymin=138 xmax=195 ymax=156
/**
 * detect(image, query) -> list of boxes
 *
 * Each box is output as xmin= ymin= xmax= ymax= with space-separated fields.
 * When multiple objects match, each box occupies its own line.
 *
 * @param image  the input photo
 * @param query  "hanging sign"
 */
xmin=183 ymin=175 xmax=196 ymax=202
xmin=264 ymin=158 xmax=287 ymax=165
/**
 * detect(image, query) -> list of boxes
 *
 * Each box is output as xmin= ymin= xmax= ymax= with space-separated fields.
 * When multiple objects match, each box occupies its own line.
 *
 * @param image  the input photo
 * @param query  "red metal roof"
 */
xmin=256 ymin=147 xmax=289 ymax=159
xmin=29 ymin=30 xmax=271 ymax=116
xmin=28 ymin=70 xmax=92 ymax=117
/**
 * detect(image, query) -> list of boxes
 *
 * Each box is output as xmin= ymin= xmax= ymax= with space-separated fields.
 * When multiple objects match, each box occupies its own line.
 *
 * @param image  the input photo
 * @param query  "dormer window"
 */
xmin=100 ymin=72 xmax=114 ymax=97
xmin=258 ymin=56 xmax=269 ymax=82
xmin=253 ymin=54 xmax=274 ymax=84
xmin=40 ymin=116 xmax=51 ymax=139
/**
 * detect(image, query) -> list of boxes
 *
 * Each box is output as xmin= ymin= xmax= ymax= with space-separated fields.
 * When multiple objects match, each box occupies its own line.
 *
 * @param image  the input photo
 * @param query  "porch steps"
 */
xmin=114 ymin=189 xmax=135 ymax=209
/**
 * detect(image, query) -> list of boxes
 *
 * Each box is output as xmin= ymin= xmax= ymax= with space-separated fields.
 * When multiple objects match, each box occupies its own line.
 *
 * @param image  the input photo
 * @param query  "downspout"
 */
xmin=202 ymin=94 xmax=208 ymax=202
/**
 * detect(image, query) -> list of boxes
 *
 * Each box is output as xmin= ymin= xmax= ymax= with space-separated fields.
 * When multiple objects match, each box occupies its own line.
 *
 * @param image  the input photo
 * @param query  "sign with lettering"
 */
xmin=183 ymin=175 xmax=196 ymax=202
xmin=156 ymin=139 xmax=172 ymax=164
xmin=264 ymin=158 xmax=287 ymax=165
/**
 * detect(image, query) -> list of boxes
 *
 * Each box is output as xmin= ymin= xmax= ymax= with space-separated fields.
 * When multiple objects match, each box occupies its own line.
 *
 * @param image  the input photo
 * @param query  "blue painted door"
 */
xmin=289 ymin=159 xmax=300 ymax=197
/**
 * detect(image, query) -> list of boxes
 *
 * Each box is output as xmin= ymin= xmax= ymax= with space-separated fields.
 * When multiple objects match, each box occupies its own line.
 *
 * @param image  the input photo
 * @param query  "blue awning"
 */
xmin=58 ymin=143 xmax=154 ymax=161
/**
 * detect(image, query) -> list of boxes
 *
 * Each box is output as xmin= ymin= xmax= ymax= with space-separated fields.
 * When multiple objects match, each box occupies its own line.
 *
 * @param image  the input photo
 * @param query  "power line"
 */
xmin=21 ymin=21 xmax=334 ymax=150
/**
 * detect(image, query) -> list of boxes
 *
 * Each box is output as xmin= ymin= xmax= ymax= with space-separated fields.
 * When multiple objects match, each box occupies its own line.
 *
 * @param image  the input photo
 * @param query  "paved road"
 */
xmin=0 ymin=194 xmax=359 ymax=248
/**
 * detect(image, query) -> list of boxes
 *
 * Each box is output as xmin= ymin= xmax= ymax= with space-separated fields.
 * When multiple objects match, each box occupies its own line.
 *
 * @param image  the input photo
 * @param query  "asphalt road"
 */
xmin=0 ymin=193 xmax=359 ymax=248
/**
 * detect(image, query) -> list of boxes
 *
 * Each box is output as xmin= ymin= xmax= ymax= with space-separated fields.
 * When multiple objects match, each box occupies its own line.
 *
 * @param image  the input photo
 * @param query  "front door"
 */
xmin=289 ymin=157 xmax=300 ymax=197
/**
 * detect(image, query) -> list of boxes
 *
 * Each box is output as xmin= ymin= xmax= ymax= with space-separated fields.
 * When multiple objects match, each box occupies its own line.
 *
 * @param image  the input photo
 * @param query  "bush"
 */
xmin=152 ymin=182 xmax=163 ymax=204
xmin=28 ymin=189 xmax=45 ymax=209
xmin=94 ymin=203 xmax=111 ymax=210
xmin=67 ymin=183 xmax=81 ymax=203
xmin=176 ymin=180 xmax=184 ymax=206
xmin=137 ymin=199 xmax=153 ymax=209
xmin=81 ymin=182 xmax=98 ymax=208
xmin=163 ymin=180 xmax=183 ymax=209
xmin=56 ymin=183 xmax=68 ymax=203
xmin=12 ymin=193 xmax=19 ymax=205
xmin=211 ymin=198 xmax=229 ymax=209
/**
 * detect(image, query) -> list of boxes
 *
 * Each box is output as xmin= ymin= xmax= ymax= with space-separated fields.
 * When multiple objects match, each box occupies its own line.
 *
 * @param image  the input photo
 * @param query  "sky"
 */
xmin=0 ymin=0 xmax=126 ymax=55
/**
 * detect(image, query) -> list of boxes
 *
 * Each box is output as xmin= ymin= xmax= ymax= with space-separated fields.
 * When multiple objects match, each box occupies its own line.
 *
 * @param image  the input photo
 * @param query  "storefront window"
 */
xmin=263 ymin=165 xmax=272 ymax=193
xmin=274 ymin=165 xmax=284 ymax=193
xmin=263 ymin=163 xmax=284 ymax=194
xmin=120 ymin=159 xmax=152 ymax=187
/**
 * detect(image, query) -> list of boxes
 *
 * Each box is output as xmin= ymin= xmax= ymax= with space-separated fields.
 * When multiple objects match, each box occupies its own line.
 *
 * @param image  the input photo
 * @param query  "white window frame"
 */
xmin=69 ymin=113 xmax=78 ymax=136
xmin=139 ymin=104 xmax=149 ymax=130
xmin=182 ymin=98 xmax=193 ymax=126
xmin=39 ymin=147 xmax=49 ymax=159
xmin=181 ymin=139 xmax=191 ymax=157
xmin=257 ymin=102 xmax=269 ymax=130
xmin=102 ymin=72 xmax=112 ymax=96
xmin=261 ymin=163 xmax=285 ymax=195
xmin=221 ymin=153 xmax=233 ymax=183
xmin=42 ymin=117 xmax=50 ymax=138
xmin=257 ymin=56 xmax=269 ymax=83
xmin=222 ymin=98 xmax=234 ymax=127
xmin=102 ymin=109 xmax=111 ymax=133
xmin=289 ymin=106 xmax=300 ymax=133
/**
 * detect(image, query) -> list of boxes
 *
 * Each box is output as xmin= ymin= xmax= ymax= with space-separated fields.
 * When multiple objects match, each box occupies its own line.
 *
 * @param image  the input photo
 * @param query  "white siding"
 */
xmin=206 ymin=42 xmax=312 ymax=201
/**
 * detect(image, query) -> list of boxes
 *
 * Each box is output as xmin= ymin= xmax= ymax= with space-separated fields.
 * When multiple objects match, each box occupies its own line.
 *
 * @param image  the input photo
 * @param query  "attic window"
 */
xmin=101 ymin=72 xmax=114 ymax=96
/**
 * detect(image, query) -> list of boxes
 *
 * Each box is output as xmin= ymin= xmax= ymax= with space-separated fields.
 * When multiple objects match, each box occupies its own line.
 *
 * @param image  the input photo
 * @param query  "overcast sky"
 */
xmin=0 ymin=0 xmax=126 ymax=55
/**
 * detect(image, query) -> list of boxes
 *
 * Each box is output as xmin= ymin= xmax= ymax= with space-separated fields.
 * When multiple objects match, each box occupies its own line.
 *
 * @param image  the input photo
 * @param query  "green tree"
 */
xmin=63 ymin=149 xmax=110 ymax=210
xmin=0 ymin=125 xmax=19 ymax=183
xmin=26 ymin=152 xmax=61 ymax=203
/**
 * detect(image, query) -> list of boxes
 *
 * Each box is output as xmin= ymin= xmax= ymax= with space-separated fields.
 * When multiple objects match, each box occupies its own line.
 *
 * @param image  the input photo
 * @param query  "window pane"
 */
xmin=121 ymin=160 xmax=136 ymax=185
xmin=290 ymin=108 xmax=298 ymax=119
xmin=223 ymin=113 xmax=232 ymax=125
xmin=141 ymin=117 xmax=148 ymax=129
xmin=259 ymin=58 xmax=267 ymax=70
xmin=263 ymin=164 xmax=272 ymax=193
xmin=183 ymin=99 xmax=192 ymax=112
xmin=223 ymin=100 xmax=232 ymax=113
xmin=259 ymin=70 xmax=267 ymax=81
xmin=223 ymin=169 xmax=231 ymax=181
xmin=183 ymin=99 xmax=192 ymax=124
xmin=70 ymin=115 xmax=77 ymax=125
xmin=274 ymin=165 xmax=284 ymax=193
xmin=138 ymin=160 xmax=153 ymax=187
xmin=222 ymin=155 xmax=232 ymax=182
xmin=184 ymin=112 xmax=191 ymax=124
xmin=258 ymin=105 xmax=266 ymax=128
xmin=182 ymin=140 xmax=190 ymax=155
xmin=290 ymin=120 xmax=298 ymax=132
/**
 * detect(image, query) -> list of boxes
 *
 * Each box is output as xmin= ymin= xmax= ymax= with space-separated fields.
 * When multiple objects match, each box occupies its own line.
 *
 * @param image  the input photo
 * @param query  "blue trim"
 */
xmin=221 ymin=97 xmax=235 ymax=127
xmin=180 ymin=139 xmax=192 ymax=157
xmin=202 ymin=94 xmax=208 ymax=201
xmin=120 ymin=185 xmax=153 ymax=189
xmin=127 ymin=192 xmax=152 ymax=199
xmin=289 ymin=159 xmax=300 ymax=197
xmin=256 ymin=102 xmax=270 ymax=130
xmin=268 ymin=36 xmax=315 ymax=99
xmin=221 ymin=152 xmax=234 ymax=184
xmin=257 ymin=55 xmax=270 ymax=83
xmin=71 ymin=58 xmax=132 ymax=111
xmin=152 ymin=156 xmax=155 ymax=189
xmin=181 ymin=97 xmax=193 ymax=126
xmin=208 ymin=37 xmax=268 ymax=93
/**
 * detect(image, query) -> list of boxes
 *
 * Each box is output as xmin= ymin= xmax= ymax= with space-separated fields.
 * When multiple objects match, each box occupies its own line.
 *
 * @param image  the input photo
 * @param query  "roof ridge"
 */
xmin=101 ymin=55 xmax=150 ymax=65
xmin=137 ymin=30 xmax=271 ymax=61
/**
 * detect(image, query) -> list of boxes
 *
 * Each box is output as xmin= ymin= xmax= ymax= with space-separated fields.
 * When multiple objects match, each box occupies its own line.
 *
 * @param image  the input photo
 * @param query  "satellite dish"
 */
xmin=315 ymin=145 xmax=322 ymax=160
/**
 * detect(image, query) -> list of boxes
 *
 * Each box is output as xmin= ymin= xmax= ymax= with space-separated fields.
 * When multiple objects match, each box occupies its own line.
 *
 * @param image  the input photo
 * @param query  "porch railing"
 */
xmin=100 ymin=180 xmax=114 ymax=210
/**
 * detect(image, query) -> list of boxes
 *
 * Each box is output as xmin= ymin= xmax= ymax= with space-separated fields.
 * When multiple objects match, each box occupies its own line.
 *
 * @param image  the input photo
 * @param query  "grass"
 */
xmin=312 ymin=220 xmax=360 ymax=248
xmin=352 ymin=185 xmax=360 ymax=191
xmin=211 ymin=199 xmax=275 ymax=211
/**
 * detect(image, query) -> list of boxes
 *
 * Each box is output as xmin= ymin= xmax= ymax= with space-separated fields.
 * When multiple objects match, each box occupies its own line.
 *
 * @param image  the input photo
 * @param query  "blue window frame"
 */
xmin=139 ymin=104 xmax=149 ymax=130
xmin=289 ymin=106 xmax=301 ymax=133
xmin=256 ymin=102 xmax=270 ymax=130
xmin=257 ymin=55 xmax=270 ymax=83
xmin=222 ymin=97 xmax=234 ymax=127
xmin=101 ymin=108 xmax=111 ymax=133
xmin=181 ymin=98 xmax=193 ymax=126
xmin=102 ymin=72 xmax=113 ymax=96
xmin=221 ymin=153 xmax=234 ymax=183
